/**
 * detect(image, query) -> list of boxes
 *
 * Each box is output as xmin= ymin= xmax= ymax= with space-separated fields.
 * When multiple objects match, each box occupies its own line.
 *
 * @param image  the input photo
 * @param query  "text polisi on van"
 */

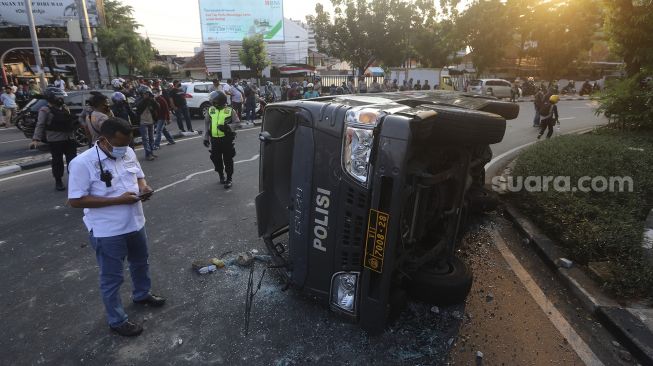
xmin=313 ymin=188 xmax=331 ymax=252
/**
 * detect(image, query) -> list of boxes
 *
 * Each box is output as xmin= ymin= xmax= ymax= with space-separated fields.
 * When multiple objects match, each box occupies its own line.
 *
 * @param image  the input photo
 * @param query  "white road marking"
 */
xmin=156 ymin=154 xmax=260 ymax=192
xmin=492 ymin=230 xmax=604 ymax=366
xmin=558 ymin=117 xmax=577 ymax=120
xmin=0 ymin=127 xmax=260 ymax=183
xmin=0 ymin=138 xmax=28 ymax=145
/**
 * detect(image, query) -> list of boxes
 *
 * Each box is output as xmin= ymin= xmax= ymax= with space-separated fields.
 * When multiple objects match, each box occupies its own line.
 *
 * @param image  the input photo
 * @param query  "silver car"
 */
xmin=467 ymin=79 xmax=513 ymax=99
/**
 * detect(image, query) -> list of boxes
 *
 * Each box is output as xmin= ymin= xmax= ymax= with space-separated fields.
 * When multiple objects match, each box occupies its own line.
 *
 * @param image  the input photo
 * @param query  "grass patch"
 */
xmin=508 ymin=130 xmax=653 ymax=298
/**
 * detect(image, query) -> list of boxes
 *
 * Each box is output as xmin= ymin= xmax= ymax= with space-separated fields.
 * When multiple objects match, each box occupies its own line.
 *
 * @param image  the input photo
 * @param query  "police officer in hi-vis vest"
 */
xmin=203 ymin=91 xmax=239 ymax=189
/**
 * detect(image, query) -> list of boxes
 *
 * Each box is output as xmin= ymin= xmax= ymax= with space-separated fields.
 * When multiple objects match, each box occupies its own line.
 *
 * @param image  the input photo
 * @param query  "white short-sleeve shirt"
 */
xmin=68 ymin=146 xmax=146 ymax=237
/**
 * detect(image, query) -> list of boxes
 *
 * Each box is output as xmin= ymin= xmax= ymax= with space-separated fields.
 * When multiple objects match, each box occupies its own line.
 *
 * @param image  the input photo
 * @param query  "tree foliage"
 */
xmin=603 ymin=0 xmax=653 ymax=76
xmin=97 ymin=0 xmax=156 ymax=75
xmin=308 ymin=0 xmax=462 ymax=73
xmin=150 ymin=65 xmax=171 ymax=78
xmin=238 ymin=34 xmax=270 ymax=77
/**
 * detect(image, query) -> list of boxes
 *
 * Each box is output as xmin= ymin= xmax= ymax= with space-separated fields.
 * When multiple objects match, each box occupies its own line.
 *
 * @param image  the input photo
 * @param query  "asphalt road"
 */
xmin=0 ymin=100 xmax=629 ymax=366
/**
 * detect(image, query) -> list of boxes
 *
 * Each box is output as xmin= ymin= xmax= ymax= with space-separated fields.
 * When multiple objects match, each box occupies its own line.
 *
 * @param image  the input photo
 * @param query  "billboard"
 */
xmin=199 ymin=0 xmax=284 ymax=43
xmin=0 ymin=0 xmax=100 ymax=28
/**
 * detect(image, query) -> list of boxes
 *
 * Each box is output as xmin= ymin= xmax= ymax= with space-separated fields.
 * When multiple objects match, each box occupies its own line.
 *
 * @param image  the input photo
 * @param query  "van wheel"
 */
xmin=415 ymin=105 xmax=506 ymax=145
xmin=406 ymin=256 xmax=473 ymax=306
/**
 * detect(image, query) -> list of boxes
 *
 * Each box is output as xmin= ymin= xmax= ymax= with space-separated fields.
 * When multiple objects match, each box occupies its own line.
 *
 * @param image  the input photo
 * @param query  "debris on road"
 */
xmin=431 ymin=306 xmax=440 ymax=314
xmin=485 ymin=292 xmax=494 ymax=303
xmin=555 ymin=258 xmax=573 ymax=269
xmin=211 ymin=258 xmax=225 ymax=268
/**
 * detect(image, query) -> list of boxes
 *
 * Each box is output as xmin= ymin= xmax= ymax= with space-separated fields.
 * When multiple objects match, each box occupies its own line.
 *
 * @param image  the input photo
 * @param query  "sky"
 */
xmin=122 ymin=0 xmax=331 ymax=56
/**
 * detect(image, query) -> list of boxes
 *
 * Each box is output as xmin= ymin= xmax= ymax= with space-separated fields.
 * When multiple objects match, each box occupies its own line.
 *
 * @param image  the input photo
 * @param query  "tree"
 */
xmin=238 ymin=34 xmax=270 ymax=77
xmin=603 ymin=0 xmax=653 ymax=76
xmin=457 ymin=0 xmax=513 ymax=76
xmin=529 ymin=0 xmax=601 ymax=79
xmin=150 ymin=65 xmax=171 ymax=78
xmin=308 ymin=0 xmax=461 ymax=73
xmin=97 ymin=0 xmax=156 ymax=76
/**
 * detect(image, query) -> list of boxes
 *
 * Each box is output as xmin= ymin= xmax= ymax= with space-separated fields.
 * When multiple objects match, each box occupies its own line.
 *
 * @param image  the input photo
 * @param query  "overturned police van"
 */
xmin=255 ymin=91 xmax=518 ymax=333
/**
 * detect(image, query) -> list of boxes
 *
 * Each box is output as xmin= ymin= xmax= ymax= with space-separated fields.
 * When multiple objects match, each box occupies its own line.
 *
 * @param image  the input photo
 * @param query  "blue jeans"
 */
xmin=89 ymin=228 xmax=151 ymax=327
xmin=244 ymin=103 xmax=256 ymax=122
xmin=139 ymin=124 xmax=154 ymax=157
xmin=533 ymin=105 xmax=540 ymax=126
xmin=174 ymin=106 xmax=193 ymax=131
xmin=154 ymin=120 xmax=175 ymax=148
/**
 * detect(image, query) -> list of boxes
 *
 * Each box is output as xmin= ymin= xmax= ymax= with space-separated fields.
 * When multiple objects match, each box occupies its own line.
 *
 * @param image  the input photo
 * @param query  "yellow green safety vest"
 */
xmin=209 ymin=106 xmax=232 ymax=138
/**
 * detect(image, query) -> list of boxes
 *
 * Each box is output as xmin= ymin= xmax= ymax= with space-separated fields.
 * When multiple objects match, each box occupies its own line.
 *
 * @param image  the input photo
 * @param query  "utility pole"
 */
xmin=78 ymin=0 xmax=102 ymax=88
xmin=24 ymin=0 xmax=48 ymax=90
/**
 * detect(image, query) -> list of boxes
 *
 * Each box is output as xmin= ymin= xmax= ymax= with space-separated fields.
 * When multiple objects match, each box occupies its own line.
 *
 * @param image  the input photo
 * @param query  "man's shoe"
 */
xmin=153 ymin=146 xmax=160 ymax=150
xmin=110 ymin=320 xmax=143 ymax=337
xmin=134 ymin=294 xmax=166 ymax=307
xmin=167 ymin=141 xmax=176 ymax=145
xmin=219 ymin=176 xmax=226 ymax=184
xmin=55 ymin=180 xmax=66 ymax=191
xmin=146 ymin=155 xmax=155 ymax=161
xmin=152 ymin=153 xmax=159 ymax=158
xmin=224 ymin=179 xmax=232 ymax=189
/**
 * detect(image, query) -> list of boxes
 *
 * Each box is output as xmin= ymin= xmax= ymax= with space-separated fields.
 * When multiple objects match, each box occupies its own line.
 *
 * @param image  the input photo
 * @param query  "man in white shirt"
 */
xmin=68 ymin=117 xmax=165 ymax=337
xmin=53 ymin=74 xmax=66 ymax=91
xmin=1 ymin=86 xmax=18 ymax=127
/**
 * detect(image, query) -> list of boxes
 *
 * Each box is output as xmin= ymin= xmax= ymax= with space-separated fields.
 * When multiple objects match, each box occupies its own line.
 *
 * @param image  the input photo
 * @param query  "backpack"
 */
xmin=46 ymin=106 xmax=75 ymax=132
xmin=539 ymin=102 xmax=553 ymax=117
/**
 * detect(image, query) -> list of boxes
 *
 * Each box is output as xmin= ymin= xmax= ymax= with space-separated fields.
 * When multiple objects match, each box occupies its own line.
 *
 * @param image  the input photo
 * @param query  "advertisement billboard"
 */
xmin=0 ymin=0 xmax=100 ymax=28
xmin=199 ymin=0 xmax=284 ymax=43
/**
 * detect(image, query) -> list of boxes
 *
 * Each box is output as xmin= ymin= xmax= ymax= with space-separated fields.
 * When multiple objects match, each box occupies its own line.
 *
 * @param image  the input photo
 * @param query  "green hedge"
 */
xmin=509 ymin=131 xmax=653 ymax=297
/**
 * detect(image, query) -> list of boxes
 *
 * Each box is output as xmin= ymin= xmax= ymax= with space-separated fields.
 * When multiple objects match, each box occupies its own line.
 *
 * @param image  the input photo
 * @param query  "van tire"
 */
xmin=415 ymin=106 xmax=506 ymax=145
xmin=406 ymin=256 xmax=473 ymax=306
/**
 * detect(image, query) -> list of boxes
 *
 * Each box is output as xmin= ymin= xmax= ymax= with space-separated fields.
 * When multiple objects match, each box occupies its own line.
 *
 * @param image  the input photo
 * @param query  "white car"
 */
xmin=467 ymin=79 xmax=513 ymax=99
xmin=181 ymin=81 xmax=262 ymax=118
xmin=181 ymin=81 xmax=230 ymax=117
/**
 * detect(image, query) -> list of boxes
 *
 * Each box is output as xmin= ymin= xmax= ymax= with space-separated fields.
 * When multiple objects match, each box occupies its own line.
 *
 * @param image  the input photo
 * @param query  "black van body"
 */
xmin=256 ymin=91 xmax=518 ymax=333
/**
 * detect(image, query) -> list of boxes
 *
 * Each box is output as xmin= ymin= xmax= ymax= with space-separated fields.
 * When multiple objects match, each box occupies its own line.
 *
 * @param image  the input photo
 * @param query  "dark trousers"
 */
xmin=231 ymin=102 xmax=242 ymax=118
xmin=50 ymin=140 xmax=77 ymax=180
xmin=174 ymin=106 xmax=193 ymax=131
xmin=538 ymin=118 xmax=556 ymax=138
xmin=210 ymin=136 xmax=235 ymax=179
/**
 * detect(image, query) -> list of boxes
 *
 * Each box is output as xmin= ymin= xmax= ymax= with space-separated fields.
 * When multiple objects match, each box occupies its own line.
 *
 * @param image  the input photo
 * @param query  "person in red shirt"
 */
xmin=152 ymin=88 xmax=176 ymax=149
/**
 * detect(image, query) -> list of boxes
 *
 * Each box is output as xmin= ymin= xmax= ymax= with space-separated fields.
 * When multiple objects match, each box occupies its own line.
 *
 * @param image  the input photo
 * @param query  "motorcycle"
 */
xmin=579 ymin=83 xmax=593 ymax=96
xmin=561 ymin=83 xmax=576 ymax=95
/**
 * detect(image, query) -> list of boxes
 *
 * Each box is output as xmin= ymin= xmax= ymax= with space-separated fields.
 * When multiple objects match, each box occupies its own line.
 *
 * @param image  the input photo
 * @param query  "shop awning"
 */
xmin=365 ymin=67 xmax=385 ymax=77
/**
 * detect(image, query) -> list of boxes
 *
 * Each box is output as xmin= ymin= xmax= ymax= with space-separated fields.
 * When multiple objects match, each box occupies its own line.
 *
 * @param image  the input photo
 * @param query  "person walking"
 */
xmin=537 ymin=94 xmax=560 ymax=139
xmin=203 ymin=92 xmax=238 ymax=189
xmin=67 ymin=117 xmax=165 ymax=337
xmin=532 ymin=87 xmax=545 ymax=127
xmin=169 ymin=80 xmax=194 ymax=133
xmin=152 ymin=88 xmax=176 ymax=149
xmin=28 ymin=91 xmax=77 ymax=191
xmin=135 ymin=90 xmax=159 ymax=161
xmin=228 ymin=79 xmax=244 ymax=118
xmin=243 ymin=85 xmax=257 ymax=124
xmin=85 ymin=93 xmax=113 ymax=144
xmin=0 ymin=85 xmax=18 ymax=128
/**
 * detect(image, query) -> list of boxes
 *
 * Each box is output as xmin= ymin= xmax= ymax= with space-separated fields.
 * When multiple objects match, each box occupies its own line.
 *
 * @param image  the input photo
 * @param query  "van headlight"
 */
xmin=343 ymin=127 xmax=374 ymax=183
xmin=330 ymin=272 xmax=359 ymax=314
xmin=342 ymin=108 xmax=384 ymax=184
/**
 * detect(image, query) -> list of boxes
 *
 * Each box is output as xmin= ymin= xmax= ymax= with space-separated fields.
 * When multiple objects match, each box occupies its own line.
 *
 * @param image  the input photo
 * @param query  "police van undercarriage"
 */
xmin=256 ymin=91 xmax=518 ymax=333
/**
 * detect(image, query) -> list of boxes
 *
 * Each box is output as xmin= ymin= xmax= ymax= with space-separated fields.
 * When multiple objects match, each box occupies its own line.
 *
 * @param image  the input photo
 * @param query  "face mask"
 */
xmin=105 ymin=140 xmax=128 ymax=159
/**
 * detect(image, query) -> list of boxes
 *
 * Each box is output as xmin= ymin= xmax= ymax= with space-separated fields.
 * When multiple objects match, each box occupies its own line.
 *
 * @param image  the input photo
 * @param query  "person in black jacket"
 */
xmin=136 ymin=90 xmax=159 ymax=160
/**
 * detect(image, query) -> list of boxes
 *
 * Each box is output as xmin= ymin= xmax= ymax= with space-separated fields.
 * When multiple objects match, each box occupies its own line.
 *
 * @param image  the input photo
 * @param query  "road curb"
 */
xmin=515 ymin=97 xmax=596 ymax=103
xmin=0 ymin=164 xmax=21 ymax=176
xmin=502 ymin=203 xmax=653 ymax=365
